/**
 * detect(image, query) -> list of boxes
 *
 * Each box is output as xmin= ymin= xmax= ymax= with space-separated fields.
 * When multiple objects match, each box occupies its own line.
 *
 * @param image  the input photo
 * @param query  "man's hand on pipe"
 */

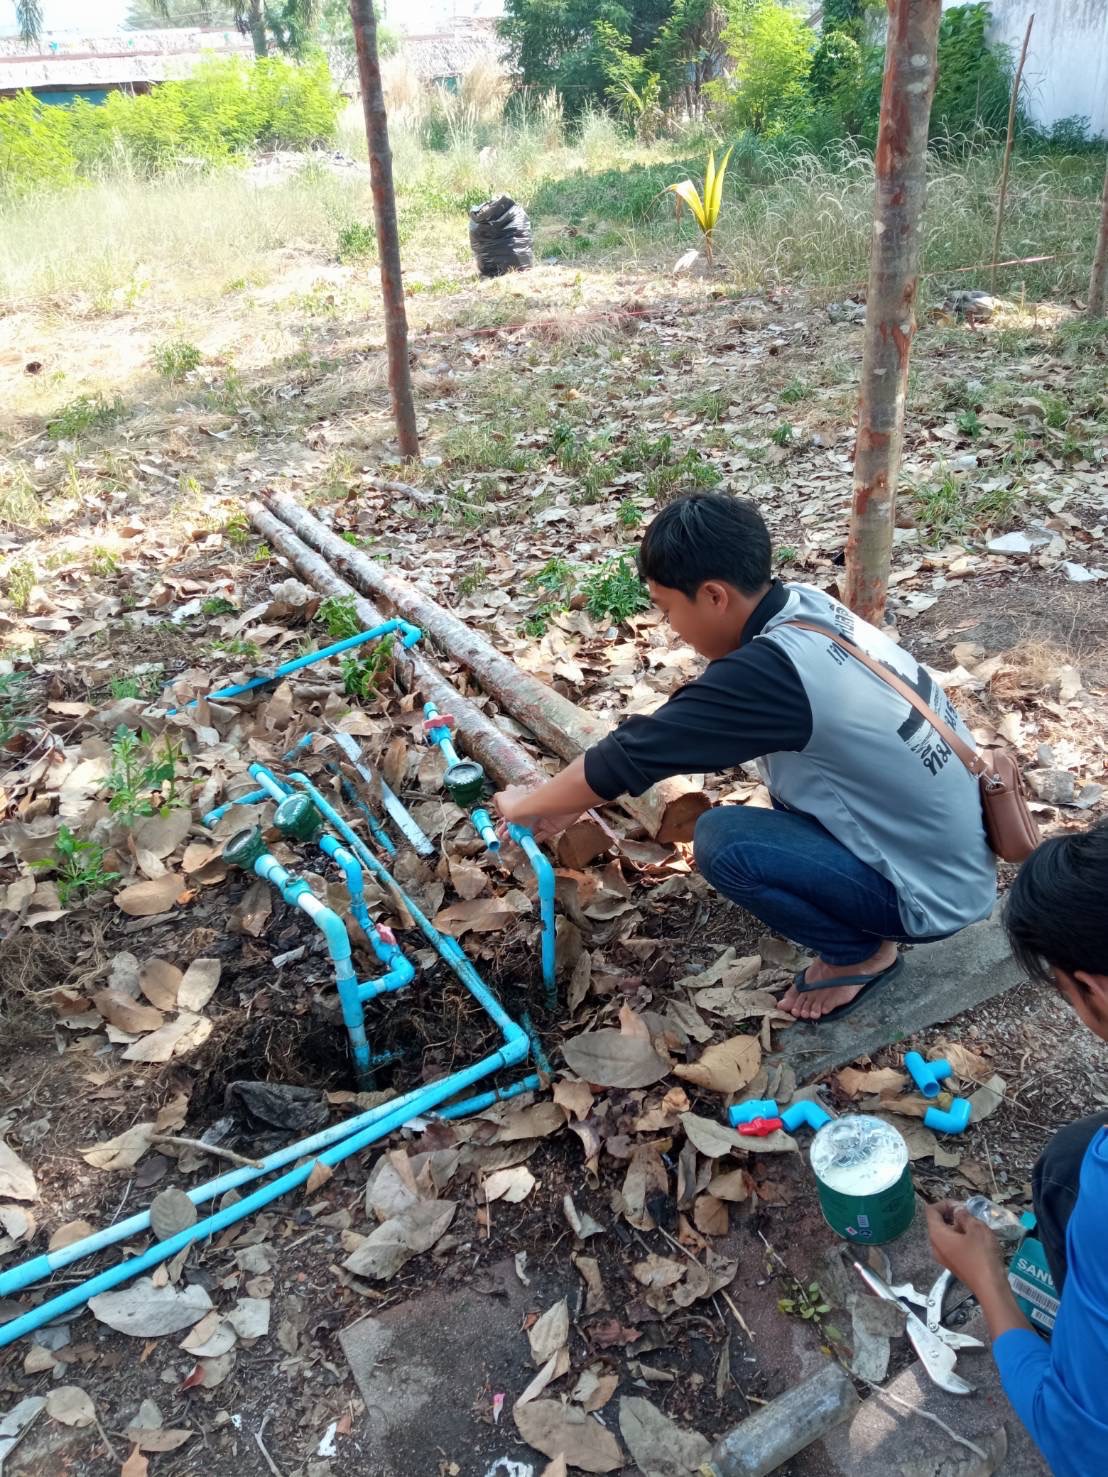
xmin=492 ymin=786 xmax=581 ymax=843
xmin=492 ymin=755 xmax=605 ymax=843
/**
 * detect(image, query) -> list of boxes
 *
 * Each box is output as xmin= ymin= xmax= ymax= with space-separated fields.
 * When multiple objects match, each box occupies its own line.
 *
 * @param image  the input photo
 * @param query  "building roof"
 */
xmin=0 ymin=28 xmax=253 ymax=95
xmin=400 ymin=19 xmax=509 ymax=83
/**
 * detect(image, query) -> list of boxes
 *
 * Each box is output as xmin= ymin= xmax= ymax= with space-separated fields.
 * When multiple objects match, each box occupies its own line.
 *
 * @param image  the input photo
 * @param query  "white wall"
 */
xmin=943 ymin=0 xmax=1108 ymax=137
xmin=381 ymin=0 xmax=504 ymax=33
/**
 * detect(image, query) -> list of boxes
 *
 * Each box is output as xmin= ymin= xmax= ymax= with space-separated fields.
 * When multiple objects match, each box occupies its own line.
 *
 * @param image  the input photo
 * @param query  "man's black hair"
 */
xmin=637 ymin=493 xmax=772 ymax=598
xmin=1004 ymin=820 xmax=1108 ymax=987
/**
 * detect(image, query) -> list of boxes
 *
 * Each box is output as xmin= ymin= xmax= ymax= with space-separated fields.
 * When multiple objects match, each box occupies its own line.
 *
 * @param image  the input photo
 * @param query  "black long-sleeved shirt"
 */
xmin=583 ymin=583 xmax=812 ymax=800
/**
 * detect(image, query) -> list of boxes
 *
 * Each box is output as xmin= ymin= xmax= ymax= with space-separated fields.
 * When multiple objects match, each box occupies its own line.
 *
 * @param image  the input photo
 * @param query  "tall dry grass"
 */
xmin=0 ymin=71 xmax=1101 ymax=310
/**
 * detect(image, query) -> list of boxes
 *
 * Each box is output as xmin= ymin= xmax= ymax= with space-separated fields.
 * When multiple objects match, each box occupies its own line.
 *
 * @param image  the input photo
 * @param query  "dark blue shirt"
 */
xmin=995 ymin=1128 xmax=1108 ymax=1475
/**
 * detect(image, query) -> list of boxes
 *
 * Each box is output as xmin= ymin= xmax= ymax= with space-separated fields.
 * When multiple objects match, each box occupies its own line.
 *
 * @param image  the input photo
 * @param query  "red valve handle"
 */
xmin=737 ymin=1116 xmax=784 ymax=1137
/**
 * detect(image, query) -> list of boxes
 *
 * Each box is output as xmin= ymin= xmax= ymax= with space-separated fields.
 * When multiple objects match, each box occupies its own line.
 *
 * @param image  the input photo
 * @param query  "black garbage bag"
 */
xmin=469 ymin=194 xmax=534 ymax=278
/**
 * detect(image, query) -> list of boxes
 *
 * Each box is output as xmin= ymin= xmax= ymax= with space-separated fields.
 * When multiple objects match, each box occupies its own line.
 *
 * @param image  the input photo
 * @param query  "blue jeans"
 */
xmin=693 ymin=804 xmax=938 ymax=967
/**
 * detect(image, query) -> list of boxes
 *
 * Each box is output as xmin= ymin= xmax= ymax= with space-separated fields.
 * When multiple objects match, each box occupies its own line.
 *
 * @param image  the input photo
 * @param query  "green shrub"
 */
xmin=46 ymin=393 xmax=125 ymax=440
xmin=583 ymin=557 xmax=650 ymax=623
xmin=153 ymin=340 xmax=203 ymax=380
xmin=336 ymin=220 xmax=376 ymax=263
xmin=0 ymin=56 xmax=341 ymax=199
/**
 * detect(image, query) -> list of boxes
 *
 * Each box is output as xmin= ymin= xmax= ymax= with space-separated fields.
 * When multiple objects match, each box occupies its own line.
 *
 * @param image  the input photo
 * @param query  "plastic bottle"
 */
xmin=964 ymin=1195 xmax=1024 ymax=1244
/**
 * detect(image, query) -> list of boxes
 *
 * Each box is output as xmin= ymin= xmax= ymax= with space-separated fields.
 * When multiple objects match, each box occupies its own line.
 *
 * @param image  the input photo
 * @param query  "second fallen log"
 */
xmin=247 ymin=503 xmax=545 ymax=791
xmin=262 ymin=491 xmax=710 ymax=841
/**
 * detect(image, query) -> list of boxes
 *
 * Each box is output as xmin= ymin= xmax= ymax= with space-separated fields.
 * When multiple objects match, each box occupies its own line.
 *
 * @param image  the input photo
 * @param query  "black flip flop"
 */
xmin=789 ymin=955 xmax=905 ymax=1024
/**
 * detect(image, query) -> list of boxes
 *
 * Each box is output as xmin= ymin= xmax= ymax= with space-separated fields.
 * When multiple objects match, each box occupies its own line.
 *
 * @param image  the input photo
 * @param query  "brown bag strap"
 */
xmin=781 ymin=620 xmax=991 ymax=781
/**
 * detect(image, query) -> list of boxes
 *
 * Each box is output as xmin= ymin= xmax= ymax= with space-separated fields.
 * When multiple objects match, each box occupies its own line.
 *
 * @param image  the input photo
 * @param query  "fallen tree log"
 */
xmin=261 ymin=492 xmax=710 ymax=842
xmin=247 ymin=503 xmax=544 ymax=791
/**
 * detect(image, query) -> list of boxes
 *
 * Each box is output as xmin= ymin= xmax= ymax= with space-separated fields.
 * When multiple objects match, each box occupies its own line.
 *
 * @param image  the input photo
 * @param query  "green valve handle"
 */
xmin=443 ymin=758 xmax=486 ymax=807
xmin=223 ymin=825 xmax=268 ymax=870
xmin=274 ymin=792 xmax=323 ymax=843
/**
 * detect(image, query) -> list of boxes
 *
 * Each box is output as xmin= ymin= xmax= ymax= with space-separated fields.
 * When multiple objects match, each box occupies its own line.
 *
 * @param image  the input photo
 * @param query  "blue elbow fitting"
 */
xmin=780 ymin=1099 xmax=832 ymax=1133
xmin=925 ymin=1097 xmax=972 ymax=1134
xmin=728 ymin=1098 xmax=780 ymax=1127
xmin=398 ymin=621 xmax=422 ymax=649
xmin=905 ymin=1051 xmax=953 ymax=1100
xmin=359 ymin=954 xmax=415 ymax=1003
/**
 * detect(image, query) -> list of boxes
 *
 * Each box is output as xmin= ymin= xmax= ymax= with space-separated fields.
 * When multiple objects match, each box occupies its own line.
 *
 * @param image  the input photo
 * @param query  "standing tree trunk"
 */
xmin=1090 ymin=153 xmax=1108 ymax=320
xmin=349 ymin=0 xmax=420 ymax=461
xmin=246 ymin=0 xmax=268 ymax=57
xmin=990 ymin=12 xmax=1034 ymax=296
xmin=843 ymin=0 xmax=942 ymax=624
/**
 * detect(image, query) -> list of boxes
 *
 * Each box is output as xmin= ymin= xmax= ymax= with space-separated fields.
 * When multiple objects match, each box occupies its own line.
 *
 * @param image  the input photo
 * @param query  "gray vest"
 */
xmin=754 ymin=583 xmax=997 ymax=938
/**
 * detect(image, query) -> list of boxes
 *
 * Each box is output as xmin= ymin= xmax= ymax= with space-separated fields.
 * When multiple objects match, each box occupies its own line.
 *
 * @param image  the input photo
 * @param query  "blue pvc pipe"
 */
xmin=0 ymin=1033 xmax=527 ymax=1349
xmin=437 ymin=1073 xmax=542 ymax=1120
xmin=0 ymin=1077 xmax=466 ymax=1301
xmin=924 ymin=1098 xmax=973 ymax=1134
xmin=165 ymin=620 xmax=422 ymax=715
xmin=203 ymin=785 xmax=271 ymax=828
xmin=905 ymin=1051 xmax=953 ymax=1101
xmin=253 ymin=851 xmax=371 ymax=1088
xmin=507 ymin=823 xmax=557 ymax=1009
xmin=319 ymin=835 xmax=389 ymax=960
xmin=254 ymin=767 xmax=526 ymax=1044
xmin=471 ymin=807 xmax=500 ymax=853
xmin=286 ymin=732 xmax=395 ymax=856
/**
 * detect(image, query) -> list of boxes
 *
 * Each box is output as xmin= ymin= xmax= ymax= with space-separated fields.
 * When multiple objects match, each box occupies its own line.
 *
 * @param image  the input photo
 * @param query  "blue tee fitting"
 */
xmin=728 ymin=1098 xmax=780 ymax=1127
xmin=924 ymin=1097 xmax=972 ymax=1134
xmin=780 ymin=1100 xmax=833 ymax=1133
xmin=905 ymin=1050 xmax=953 ymax=1100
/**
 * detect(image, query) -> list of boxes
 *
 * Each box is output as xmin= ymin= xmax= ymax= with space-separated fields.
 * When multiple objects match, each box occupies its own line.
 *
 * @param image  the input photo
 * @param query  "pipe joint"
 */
xmin=905 ymin=1051 xmax=953 ymax=1100
xmin=924 ymin=1098 xmax=973 ymax=1134
xmin=780 ymin=1100 xmax=833 ymax=1134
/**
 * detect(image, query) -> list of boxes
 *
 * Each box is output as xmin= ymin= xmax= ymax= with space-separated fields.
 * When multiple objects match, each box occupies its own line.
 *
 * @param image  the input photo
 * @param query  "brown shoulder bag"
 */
xmin=784 ymin=621 xmax=1039 ymax=864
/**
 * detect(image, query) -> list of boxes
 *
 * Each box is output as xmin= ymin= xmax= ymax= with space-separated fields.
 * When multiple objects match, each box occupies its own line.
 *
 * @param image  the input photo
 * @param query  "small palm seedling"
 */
xmin=666 ymin=146 xmax=734 ymax=267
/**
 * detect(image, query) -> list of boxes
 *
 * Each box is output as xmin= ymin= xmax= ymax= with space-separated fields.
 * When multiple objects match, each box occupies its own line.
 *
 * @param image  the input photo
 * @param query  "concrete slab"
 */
xmin=338 ymin=1257 xmax=573 ymax=1477
xmin=820 ymin=1308 xmax=1049 ymax=1477
xmin=771 ymin=910 xmax=1022 ymax=1080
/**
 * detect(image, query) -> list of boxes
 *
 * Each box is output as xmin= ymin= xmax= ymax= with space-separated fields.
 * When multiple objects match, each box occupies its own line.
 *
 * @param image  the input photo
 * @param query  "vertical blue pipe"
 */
xmin=508 ymin=824 xmax=558 ymax=1009
xmin=252 ymin=851 xmax=372 ymax=1089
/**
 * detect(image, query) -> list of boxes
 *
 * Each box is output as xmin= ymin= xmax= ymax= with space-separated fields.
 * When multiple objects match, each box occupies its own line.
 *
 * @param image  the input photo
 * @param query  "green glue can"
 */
xmin=810 ymin=1115 xmax=915 ymax=1245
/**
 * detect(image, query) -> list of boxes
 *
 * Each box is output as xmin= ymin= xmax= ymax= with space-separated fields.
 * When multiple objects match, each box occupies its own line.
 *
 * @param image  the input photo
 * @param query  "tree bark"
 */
xmin=246 ymin=503 xmax=545 ymax=791
xmin=1089 ymin=153 xmax=1108 ymax=320
xmin=247 ymin=0 xmax=267 ymax=57
xmin=349 ymin=0 xmax=420 ymax=460
xmin=261 ymin=492 xmax=710 ymax=841
xmin=843 ymin=0 xmax=942 ymax=624
xmin=990 ymin=13 xmax=1033 ymax=296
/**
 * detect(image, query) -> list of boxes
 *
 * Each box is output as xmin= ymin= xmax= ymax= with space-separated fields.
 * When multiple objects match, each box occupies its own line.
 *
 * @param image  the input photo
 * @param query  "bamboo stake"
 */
xmin=260 ymin=493 xmax=710 ymax=841
xmin=990 ymin=13 xmax=1034 ymax=296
